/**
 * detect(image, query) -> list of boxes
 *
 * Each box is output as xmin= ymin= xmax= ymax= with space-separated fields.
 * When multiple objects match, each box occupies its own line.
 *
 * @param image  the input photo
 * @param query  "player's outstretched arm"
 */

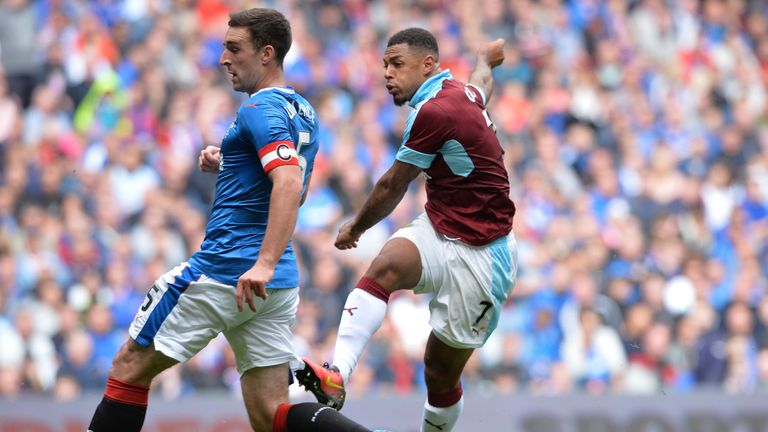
xmin=468 ymin=38 xmax=505 ymax=103
xmin=335 ymin=160 xmax=421 ymax=249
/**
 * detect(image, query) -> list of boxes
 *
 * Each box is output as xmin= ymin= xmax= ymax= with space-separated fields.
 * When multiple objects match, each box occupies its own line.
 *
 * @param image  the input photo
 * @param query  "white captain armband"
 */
xmin=258 ymin=140 xmax=299 ymax=173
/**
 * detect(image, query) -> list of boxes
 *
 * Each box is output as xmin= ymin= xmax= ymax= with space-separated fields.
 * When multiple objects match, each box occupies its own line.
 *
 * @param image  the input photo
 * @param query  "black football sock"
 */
xmin=88 ymin=377 xmax=149 ymax=432
xmin=88 ymin=397 xmax=147 ymax=432
xmin=273 ymin=402 xmax=371 ymax=432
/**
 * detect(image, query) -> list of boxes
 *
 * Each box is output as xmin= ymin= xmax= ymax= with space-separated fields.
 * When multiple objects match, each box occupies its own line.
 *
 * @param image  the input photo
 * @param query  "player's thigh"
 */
xmin=224 ymin=288 xmax=299 ymax=374
xmin=365 ymin=237 xmax=421 ymax=291
xmin=110 ymin=338 xmax=179 ymax=386
xmin=380 ymin=213 xmax=446 ymax=292
xmin=129 ymin=264 xmax=242 ymax=367
xmin=423 ymin=332 xmax=474 ymax=393
xmin=428 ymin=232 xmax=517 ymax=348
xmin=240 ymin=362 xmax=290 ymax=431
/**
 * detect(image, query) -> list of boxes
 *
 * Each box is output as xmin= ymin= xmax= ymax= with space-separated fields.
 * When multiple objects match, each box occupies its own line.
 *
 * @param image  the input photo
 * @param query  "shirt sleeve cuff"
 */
xmin=467 ymin=84 xmax=487 ymax=106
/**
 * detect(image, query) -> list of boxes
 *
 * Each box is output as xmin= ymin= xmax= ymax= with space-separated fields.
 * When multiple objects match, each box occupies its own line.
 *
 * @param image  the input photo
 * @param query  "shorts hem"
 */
xmin=130 ymin=330 xmax=150 ymax=348
xmin=238 ymin=355 xmax=300 ymax=375
xmin=431 ymin=329 xmax=483 ymax=350
xmin=152 ymin=340 xmax=192 ymax=363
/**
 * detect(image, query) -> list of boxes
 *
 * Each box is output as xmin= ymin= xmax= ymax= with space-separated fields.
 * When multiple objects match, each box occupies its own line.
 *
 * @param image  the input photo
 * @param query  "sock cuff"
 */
xmin=356 ymin=277 xmax=390 ymax=303
xmin=105 ymin=376 xmax=149 ymax=407
xmin=428 ymin=383 xmax=463 ymax=408
xmin=272 ymin=403 xmax=292 ymax=432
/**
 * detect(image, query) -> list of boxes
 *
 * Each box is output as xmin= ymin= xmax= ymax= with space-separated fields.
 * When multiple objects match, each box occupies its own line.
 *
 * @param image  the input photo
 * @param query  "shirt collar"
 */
xmin=408 ymin=69 xmax=452 ymax=108
xmin=251 ymin=86 xmax=295 ymax=97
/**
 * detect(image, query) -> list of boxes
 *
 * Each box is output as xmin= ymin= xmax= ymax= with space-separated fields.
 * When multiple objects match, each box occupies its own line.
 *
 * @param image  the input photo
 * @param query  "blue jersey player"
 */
xmin=88 ymin=9 xmax=323 ymax=432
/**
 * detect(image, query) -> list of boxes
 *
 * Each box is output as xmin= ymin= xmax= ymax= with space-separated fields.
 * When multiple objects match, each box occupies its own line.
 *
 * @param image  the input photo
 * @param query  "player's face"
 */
xmin=383 ymin=43 xmax=436 ymax=106
xmin=220 ymin=26 xmax=263 ymax=94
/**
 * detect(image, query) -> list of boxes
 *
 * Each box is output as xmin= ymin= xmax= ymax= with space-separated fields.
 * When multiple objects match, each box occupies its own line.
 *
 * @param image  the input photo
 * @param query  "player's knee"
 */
xmin=108 ymin=341 xmax=156 ymax=384
xmin=109 ymin=344 xmax=136 ymax=381
xmin=365 ymin=254 xmax=401 ymax=290
xmin=366 ymin=247 xmax=420 ymax=291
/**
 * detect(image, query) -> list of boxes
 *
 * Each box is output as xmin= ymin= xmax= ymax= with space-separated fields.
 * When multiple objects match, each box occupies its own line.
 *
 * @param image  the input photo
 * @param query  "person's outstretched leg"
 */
xmin=420 ymin=332 xmax=473 ymax=432
xmin=333 ymin=238 xmax=422 ymax=381
xmin=332 ymin=278 xmax=390 ymax=382
xmin=296 ymin=281 xmax=389 ymax=410
xmin=273 ymin=402 xmax=376 ymax=432
xmin=88 ymin=339 xmax=177 ymax=432
xmin=296 ymin=238 xmax=421 ymax=409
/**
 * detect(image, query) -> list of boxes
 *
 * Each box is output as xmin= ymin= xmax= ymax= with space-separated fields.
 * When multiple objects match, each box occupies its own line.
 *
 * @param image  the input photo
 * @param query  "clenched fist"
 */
xmin=198 ymin=145 xmax=221 ymax=173
xmin=478 ymin=38 xmax=505 ymax=69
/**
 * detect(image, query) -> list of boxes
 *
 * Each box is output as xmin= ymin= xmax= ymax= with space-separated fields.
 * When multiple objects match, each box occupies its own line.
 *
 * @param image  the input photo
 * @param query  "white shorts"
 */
xmin=129 ymin=263 xmax=300 ymax=374
xmin=391 ymin=213 xmax=518 ymax=349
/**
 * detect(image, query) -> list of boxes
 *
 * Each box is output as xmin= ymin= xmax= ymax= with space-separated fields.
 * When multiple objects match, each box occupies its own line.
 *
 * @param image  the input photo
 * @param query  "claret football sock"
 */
xmin=88 ymin=376 xmax=149 ymax=432
xmin=333 ymin=280 xmax=390 ymax=382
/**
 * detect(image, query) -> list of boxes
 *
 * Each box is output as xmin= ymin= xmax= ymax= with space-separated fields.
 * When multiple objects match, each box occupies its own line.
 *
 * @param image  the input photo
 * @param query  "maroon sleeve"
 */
xmin=402 ymin=101 xmax=451 ymax=156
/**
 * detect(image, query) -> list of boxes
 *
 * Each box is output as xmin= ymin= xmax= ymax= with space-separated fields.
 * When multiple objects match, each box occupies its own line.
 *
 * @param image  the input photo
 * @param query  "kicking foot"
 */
xmin=295 ymin=357 xmax=346 ymax=410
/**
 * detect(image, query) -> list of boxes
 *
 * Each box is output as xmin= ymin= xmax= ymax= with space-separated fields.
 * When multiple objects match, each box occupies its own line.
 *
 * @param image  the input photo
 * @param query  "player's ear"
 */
xmin=261 ymin=45 xmax=276 ymax=65
xmin=423 ymin=54 xmax=437 ymax=76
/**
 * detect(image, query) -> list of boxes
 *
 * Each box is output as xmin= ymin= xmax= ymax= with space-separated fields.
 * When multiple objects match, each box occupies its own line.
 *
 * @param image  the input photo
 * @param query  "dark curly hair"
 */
xmin=387 ymin=28 xmax=439 ymax=61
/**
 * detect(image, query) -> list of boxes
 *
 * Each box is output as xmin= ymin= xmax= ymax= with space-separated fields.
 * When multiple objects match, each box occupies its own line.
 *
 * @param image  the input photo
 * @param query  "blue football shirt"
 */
xmin=188 ymin=86 xmax=319 ymax=288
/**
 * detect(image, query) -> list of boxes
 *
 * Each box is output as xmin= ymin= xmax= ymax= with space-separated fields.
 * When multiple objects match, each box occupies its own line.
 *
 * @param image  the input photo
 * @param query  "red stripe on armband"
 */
xmin=263 ymin=156 xmax=299 ymax=173
xmin=258 ymin=140 xmax=294 ymax=159
xmin=259 ymin=141 xmax=299 ymax=174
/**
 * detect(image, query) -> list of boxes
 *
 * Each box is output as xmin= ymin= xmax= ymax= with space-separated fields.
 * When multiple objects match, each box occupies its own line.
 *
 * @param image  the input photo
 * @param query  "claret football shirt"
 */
xmin=396 ymin=70 xmax=515 ymax=246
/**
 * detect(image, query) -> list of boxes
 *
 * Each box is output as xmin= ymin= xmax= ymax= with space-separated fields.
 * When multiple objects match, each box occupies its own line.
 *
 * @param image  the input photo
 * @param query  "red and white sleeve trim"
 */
xmin=258 ymin=140 xmax=299 ymax=173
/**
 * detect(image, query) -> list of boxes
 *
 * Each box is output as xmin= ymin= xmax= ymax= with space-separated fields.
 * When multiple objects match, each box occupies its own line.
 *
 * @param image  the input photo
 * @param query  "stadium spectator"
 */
xmin=0 ymin=0 xmax=39 ymax=108
xmin=623 ymin=321 xmax=678 ymax=394
xmin=561 ymin=306 xmax=626 ymax=394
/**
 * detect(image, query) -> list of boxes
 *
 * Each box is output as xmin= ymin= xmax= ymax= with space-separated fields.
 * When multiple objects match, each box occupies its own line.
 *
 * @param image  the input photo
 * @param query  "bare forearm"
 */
xmin=350 ymin=178 xmax=408 ymax=234
xmin=257 ymin=180 xmax=302 ymax=267
xmin=469 ymin=38 xmax=505 ymax=103
xmin=469 ymin=60 xmax=494 ymax=102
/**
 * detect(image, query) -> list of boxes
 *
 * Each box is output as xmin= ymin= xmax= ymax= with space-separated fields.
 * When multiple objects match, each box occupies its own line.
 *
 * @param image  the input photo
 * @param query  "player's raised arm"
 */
xmin=468 ymin=38 xmax=505 ymax=104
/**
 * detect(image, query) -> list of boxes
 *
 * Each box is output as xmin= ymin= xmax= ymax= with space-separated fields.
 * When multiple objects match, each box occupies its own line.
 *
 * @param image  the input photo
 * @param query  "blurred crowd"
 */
xmin=1 ymin=0 xmax=768 ymax=403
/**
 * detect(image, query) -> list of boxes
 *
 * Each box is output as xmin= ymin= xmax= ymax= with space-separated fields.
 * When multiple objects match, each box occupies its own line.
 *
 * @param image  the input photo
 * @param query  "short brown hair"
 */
xmin=228 ymin=8 xmax=292 ymax=67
